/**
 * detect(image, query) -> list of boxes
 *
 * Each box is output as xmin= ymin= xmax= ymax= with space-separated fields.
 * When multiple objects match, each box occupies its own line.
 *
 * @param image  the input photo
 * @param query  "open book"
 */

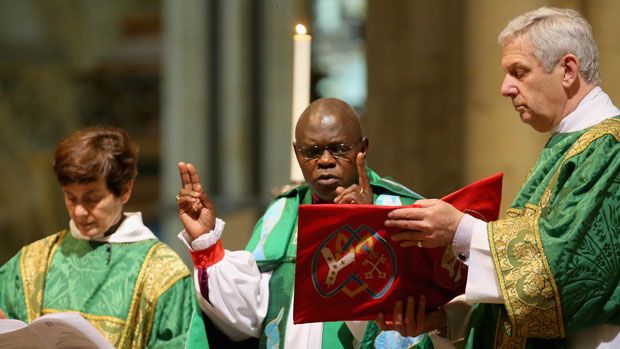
xmin=0 ymin=312 xmax=114 ymax=349
xmin=293 ymin=173 xmax=502 ymax=323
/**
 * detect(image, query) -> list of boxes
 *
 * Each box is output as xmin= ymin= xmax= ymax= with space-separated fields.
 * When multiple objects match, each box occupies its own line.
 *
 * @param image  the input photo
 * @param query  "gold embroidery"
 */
xmin=505 ymin=208 xmax=524 ymax=218
xmin=441 ymin=248 xmax=462 ymax=282
xmin=488 ymin=119 xmax=620 ymax=343
xmin=117 ymin=242 xmax=190 ymax=349
xmin=541 ymin=118 xmax=620 ymax=208
xmin=489 ymin=210 xmax=563 ymax=339
xmin=21 ymin=233 xmax=189 ymax=349
xmin=21 ymin=231 xmax=66 ymax=323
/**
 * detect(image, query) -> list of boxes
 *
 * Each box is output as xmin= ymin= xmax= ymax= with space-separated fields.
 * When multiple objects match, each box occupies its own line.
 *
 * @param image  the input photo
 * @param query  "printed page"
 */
xmin=28 ymin=312 xmax=114 ymax=349
xmin=0 ymin=312 xmax=114 ymax=349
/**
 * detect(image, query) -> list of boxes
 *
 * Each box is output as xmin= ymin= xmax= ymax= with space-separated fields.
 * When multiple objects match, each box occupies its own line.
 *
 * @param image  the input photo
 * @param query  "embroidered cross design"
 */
xmin=321 ymin=247 xmax=355 ymax=286
xmin=362 ymin=254 xmax=387 ymax=279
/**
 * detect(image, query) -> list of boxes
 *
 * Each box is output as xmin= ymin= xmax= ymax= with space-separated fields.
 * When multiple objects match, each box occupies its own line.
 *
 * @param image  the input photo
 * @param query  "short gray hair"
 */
xmin=498 ymin=7 xmax=600 ymax=85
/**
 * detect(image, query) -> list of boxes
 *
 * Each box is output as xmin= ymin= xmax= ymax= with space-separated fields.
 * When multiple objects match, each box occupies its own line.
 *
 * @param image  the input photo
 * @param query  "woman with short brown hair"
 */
xmin=0 ymin=126 xmax=209 ymax=348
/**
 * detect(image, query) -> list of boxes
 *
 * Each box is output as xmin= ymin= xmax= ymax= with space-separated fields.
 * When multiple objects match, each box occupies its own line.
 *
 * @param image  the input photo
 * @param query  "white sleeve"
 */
xmin=464 ymin=219 xmax=504 ymax=303
xmin=423 ymin=294 xmax=472 ymax=349
xmin=442 ymin=294 xmax=471 ymax=342
xmin=198 ymin=252 xmax=271 ymax=341
xmin=177 ymin=220 xmax=271 ymax=341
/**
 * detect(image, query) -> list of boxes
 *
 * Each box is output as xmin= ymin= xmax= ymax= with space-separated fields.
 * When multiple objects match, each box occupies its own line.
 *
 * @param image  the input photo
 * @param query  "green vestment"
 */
xmin=0 ymin=224 xmax=210 ymax=348
xmin=244 ymin=168 xmax=424 ymax=348
xmin=461 ymin=117 xmax=620 ymax=348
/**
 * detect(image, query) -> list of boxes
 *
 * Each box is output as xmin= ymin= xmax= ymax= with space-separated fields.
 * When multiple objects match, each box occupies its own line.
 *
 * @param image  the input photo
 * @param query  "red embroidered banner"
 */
xmin=293 ymin=173 xmax=502 ymax=323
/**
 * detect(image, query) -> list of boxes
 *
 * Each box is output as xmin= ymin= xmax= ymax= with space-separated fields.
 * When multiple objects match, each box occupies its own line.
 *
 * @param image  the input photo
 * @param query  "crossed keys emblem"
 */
xmin=311 ymin=224 xmax=396 ymax=299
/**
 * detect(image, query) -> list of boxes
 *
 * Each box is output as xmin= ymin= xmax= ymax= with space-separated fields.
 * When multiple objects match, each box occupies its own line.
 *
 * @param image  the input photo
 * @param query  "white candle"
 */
xmin=291 ymin=24 xmax=311 ymax=183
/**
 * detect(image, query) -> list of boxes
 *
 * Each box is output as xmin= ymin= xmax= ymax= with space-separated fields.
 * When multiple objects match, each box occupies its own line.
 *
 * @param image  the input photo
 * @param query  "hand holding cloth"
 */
xmin=294 ymin=173 xmax=502 ymax=323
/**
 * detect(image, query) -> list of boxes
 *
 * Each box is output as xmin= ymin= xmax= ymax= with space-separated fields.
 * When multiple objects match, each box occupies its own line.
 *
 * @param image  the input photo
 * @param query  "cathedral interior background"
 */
xmin=2 ymin=0 xmax=620 ymax=264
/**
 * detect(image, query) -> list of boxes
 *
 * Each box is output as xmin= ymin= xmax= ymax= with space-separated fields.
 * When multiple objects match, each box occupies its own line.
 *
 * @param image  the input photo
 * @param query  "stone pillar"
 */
xmin=217 ymin=0 xmax=252 ymax=203
xmin=258 ymin=0 xmax=310 ymax=196
xmin=365 ymin=1 xmax=466 ymax=197
xmin=585 ymin=1 xmax=620 ymax=100
xmin=463 ymin=1 xmax=548 ymax=211
xmin=160 ymin=0 xmax=209 ymax=254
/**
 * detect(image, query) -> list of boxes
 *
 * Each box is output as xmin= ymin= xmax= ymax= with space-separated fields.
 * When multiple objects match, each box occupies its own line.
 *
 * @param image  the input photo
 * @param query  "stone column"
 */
xmin=160 ymin=0 xmax=209 ymax=254
xmin=585 ymin=1 xmax=620 ymax=100
xmin=463 ymin=1 xmax=548 ymax=211
xmin=365 ymin=1 xmax=466 ymax=197
xmin=217 ymin=0 xmax=252 ymax=203
xmin=258 ymin=0 xmax=310 ymax=195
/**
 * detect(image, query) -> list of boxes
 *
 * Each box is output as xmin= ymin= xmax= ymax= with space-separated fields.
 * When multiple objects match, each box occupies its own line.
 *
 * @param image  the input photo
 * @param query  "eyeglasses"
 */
xmin=296 ymin=139 xmax=361 ymax=160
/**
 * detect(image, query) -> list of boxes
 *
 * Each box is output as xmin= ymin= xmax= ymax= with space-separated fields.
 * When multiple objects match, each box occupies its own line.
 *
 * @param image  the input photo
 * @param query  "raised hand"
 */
xmin=177 ymin=162 xmax=217 ymax=241
xmin=385 ymin=199 xmax=464 ymax=248
xmin=333 ymin=152 xmax=373 ymax=204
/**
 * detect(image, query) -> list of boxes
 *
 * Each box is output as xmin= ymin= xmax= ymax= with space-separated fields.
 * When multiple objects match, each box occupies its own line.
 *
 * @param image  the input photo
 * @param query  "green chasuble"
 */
xmin=0 ymin=230 xmax=209 ymax=348
xmin=462 ymin=117 xmax=620 ymax=348
xmin=244 ymin=168 xmax=424 ymax=348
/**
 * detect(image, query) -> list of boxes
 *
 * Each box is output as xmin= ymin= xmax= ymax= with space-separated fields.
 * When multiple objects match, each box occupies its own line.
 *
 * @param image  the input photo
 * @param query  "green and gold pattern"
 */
xmin=118 ymin=242 xmax=191 ymax=348
xmin=478 ymin=117 xmax=620 ymax=348
xmin=489 ymin=205 xmax=563 ymax=339
xmin=5 ymin=228 xmax=203 ymax=349
xmin=20 ymin=230 xmax=65 ymax=323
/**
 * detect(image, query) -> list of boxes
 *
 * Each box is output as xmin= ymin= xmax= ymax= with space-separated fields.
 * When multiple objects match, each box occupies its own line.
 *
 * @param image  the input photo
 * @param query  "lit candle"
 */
xmin=291 ymin=24 xmax=311 ymax=183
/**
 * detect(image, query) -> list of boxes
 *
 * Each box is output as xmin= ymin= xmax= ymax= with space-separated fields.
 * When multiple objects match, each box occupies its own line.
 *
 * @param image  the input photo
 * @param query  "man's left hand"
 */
xmin=385 ymin=199 xmax=464 ymax=248
xmin=333 ymin=152 xmax=373 ymax=204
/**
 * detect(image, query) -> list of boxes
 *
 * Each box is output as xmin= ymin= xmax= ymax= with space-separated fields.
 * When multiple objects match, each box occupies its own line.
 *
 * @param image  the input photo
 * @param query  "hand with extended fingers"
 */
xmin=385 ymin=199 xmax=464 ymax=248
xmin=375 ymin=295 xmax=447 ymax=338
xmin=177 ymin=162 xmax=217 ymax=241
xmin=333 ymin=152 xmax=373 ymax=204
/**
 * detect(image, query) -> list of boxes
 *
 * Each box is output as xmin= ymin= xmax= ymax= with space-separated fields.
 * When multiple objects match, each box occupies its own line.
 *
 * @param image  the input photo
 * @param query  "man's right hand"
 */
xmin=375 ymin=295 xmax=447 ymax=338
xmin=177 ymin=162 xmax=217 ymax=241
xmin=0 ymin=309 xmax=6 ymax=319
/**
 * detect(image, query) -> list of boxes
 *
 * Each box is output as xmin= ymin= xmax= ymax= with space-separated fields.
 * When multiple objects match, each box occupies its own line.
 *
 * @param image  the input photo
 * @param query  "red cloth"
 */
xmin=293 ymin=173 xmax=502 ymax=323
xmin=190 ymin=240 xmax=225 ymax=269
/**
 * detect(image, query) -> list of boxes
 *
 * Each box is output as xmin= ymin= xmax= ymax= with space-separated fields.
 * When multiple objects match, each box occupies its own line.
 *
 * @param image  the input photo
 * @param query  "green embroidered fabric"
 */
xmin=464 ymin=117 xmax=620 ymax=349
xmin=0 ymin=230 xmax=210 ymax=348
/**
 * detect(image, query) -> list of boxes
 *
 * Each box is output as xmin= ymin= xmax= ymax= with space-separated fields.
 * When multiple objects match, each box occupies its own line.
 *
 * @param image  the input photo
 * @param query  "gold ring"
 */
xmin=417 ymin=240 xmax=423 ymax=248
xmin=176 ymin=195 xmax=180 ymax=203
xmin=360 ymin=188 xmax=364 ymax=195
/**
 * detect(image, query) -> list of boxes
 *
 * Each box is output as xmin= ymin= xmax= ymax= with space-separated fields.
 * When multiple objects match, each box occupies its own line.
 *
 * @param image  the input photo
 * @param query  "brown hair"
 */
xmin=53 ymin=126 xmax=139 ymax=197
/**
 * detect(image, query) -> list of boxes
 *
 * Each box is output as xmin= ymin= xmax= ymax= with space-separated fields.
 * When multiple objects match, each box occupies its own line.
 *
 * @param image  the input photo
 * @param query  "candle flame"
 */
xmin=295 ymin=24 xmax=307 ymax=35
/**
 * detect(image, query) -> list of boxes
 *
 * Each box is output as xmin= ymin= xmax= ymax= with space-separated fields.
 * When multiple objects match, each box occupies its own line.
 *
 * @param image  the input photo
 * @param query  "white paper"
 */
xmin=0 ymin=312 xmax=114 ymax=349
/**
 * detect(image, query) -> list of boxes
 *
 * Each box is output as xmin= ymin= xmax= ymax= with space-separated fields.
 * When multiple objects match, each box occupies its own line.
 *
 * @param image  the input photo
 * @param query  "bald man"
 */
xmin=176 ymin=98 xmax=425 ymax=348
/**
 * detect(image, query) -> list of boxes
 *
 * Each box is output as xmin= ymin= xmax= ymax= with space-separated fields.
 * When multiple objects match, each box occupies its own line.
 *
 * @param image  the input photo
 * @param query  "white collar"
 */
xmin=69 ymin=212 xmax=158 ymax=243
xmin=554 ymin=86 xmax=620 ymax=133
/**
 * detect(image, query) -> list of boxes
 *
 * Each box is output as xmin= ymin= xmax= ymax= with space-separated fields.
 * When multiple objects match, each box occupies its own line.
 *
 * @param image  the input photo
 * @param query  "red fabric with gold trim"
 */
xmin=293 ymin=173 xmax=502 ymax=323
xmin=191 ymin=240 xmax=225 ymax=269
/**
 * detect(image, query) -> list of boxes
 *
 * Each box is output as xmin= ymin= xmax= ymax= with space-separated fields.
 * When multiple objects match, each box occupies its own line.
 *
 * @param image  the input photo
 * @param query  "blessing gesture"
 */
xmin=177 ymin=162 xmax=217 ymax=241
xmin=333 ymin=152 xmax=373 ymax=204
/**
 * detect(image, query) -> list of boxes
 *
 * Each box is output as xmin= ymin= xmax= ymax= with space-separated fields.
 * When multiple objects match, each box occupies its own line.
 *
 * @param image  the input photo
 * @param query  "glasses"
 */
xmin=296 ymin=139 xmax=362 ymax=160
